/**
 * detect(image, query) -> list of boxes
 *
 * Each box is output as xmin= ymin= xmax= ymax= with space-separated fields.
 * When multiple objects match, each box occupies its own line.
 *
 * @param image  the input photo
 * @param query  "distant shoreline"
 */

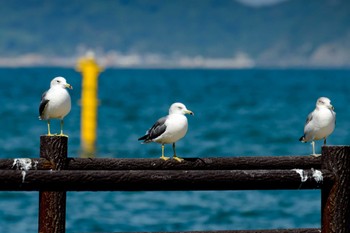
xmin=0 ymin=54 xmax=349 ymax=69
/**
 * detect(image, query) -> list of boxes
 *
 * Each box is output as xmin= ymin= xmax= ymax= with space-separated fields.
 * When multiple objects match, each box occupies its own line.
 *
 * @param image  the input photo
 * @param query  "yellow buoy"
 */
xmin=76 ymin=51 xmax=102 ymax=156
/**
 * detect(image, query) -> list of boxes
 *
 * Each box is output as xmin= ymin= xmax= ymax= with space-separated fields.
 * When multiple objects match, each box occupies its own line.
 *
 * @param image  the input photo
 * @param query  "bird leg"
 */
xmin=324 ymin=138 xmax=327 ymax=145
xmin=47 ymin=120 xmax=52 ymax=136
xmin=160 ymin=144 xmax=169 ymax=161
xmin=311 ymin=141 xmax=321 ymax=157
xmin=58 ymin=120 xmax=68 ymax=137
xmin=172 ymin=143 xmax=184 ymax=162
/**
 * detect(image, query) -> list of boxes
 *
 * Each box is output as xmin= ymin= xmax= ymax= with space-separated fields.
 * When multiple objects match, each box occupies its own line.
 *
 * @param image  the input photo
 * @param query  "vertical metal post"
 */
xmin=321 ymin=146 xmax=350 ymax=232
xmin=39 ymin=136 xmax=67 ymax=233
xmin=76 ymin=51 xmax=102 ymax=157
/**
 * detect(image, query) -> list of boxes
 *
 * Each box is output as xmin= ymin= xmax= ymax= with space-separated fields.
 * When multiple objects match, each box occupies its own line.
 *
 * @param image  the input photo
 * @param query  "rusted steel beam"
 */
xmin=321 ymin=146 xmax=350 ymax=232
xmin=0 ymin=169 xmax=331 ymax=191
xmin=65 ymin=156 xmax=322 ymax=170
xmin=3 ymin=156 xmax=322 ymax=170
xmin=125 ymin=229 xmax=320 ymax=233
xmin=38 ymin=136 xmax=67 ymax=233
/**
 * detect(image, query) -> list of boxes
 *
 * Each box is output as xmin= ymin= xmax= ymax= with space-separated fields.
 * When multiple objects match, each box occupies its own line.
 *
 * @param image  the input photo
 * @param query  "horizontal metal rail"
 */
xmin=3 ymin=156 xmax=322 ymax=170
xmin=124 ymin=230 xmax=321 ymax=233
xmin=0 ymin=169 xmax=331 ymax=191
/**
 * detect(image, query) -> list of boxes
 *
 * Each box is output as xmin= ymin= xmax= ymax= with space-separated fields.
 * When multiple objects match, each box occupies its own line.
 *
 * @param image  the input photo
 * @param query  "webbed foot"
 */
xmin=160 ymin=156 xmax=170 ymax=161
xmin=173 ymin=155 xmax=184 ymax=162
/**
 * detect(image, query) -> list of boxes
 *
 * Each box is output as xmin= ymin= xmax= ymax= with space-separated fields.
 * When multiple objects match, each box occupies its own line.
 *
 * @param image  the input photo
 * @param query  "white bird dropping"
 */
xmin=39 ymin=76 xmax=73 ymax=136
xmin=299 ymin=97 xmax=336 ymax=156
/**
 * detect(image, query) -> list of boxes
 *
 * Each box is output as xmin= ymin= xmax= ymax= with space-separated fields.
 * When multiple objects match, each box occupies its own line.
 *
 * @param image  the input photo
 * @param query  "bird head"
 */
xmin=169 ymin=102 xmax=194 ymax=116
xmin=50 ymin=76 xmax=73 ymax=90
xmin=316 ymin=97 xmax=334 ymax=111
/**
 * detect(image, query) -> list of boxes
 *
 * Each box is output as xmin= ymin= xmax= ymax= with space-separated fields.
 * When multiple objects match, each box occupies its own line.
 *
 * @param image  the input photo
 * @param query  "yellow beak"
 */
xmin=185 ymin=110 xmax=194 ymax=116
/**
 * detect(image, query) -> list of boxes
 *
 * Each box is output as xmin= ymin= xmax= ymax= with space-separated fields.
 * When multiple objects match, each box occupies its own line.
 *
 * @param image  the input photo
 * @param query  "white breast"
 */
xmin=45 ymin=88 xmax=71 ymax=119
xmin=155 ymin=114 xmax=188 ymax=144
xmin=304 ymin=108 xmax=335 ymax=141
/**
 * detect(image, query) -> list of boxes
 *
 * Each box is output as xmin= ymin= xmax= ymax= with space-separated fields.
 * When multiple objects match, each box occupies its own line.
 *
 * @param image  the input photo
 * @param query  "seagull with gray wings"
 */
xmin=299 ymin=97 xmax=336 ymax=156
xmin=39 ymin=76 xmax=73 ymax=136
xmin=138 ymin=102 xmax=194 ymax=162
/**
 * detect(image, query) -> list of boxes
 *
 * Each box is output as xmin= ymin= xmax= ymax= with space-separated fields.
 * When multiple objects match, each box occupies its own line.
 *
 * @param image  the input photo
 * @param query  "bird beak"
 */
xmin=66 ymin=83 xmax=73 ymax=90
xmin=185 ymin=110 xmax=194 ymax=116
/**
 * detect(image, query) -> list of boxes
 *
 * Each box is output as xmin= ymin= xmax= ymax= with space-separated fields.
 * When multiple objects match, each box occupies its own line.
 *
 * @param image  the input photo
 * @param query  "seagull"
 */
xmin=39 ymin=77 xmax=73 ymax=136
xmin=138 ymin=102 xmax=194 ymax=162
xmin=299 ymin=97 xmax=336 ymax=156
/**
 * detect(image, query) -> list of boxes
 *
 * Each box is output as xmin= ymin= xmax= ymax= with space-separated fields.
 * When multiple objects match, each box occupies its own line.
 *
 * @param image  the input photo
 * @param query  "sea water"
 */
xmin=0 ymin=68 xmax=349 ymax=232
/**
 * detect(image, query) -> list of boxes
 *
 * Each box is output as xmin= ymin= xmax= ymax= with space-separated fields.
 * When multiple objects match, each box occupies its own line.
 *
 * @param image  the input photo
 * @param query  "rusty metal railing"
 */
xmin=1 ymin=136 xmax=349 ymax=233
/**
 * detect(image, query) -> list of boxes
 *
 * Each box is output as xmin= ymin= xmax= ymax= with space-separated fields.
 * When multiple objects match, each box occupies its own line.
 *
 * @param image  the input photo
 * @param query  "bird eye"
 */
xmin=178 ymin=106 xmax=182 ymax=109
xmin=56 ymin=80 xmax=61 ymax=83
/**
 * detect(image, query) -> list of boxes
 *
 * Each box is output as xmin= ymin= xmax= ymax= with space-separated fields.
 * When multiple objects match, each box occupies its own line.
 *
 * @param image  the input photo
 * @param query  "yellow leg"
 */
xmin=58 ymin=120 xmax=68 ymax=137
xmin=160 ymin=144 xmax=170 ymax=160
xmin=172 ymin=143 xmax=184 ymax=162
xmin=47 ymin=120 xmax=52 ymax=136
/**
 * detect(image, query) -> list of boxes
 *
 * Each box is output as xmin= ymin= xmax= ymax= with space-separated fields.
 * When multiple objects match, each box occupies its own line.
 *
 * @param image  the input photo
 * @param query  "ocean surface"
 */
xmin=0 ymin=68 xmax=349 ymax=232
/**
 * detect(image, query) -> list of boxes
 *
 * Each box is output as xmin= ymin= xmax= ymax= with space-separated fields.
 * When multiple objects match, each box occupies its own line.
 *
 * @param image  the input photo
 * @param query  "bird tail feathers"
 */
xmin=138 ymin=135 xmax=152 ymax=143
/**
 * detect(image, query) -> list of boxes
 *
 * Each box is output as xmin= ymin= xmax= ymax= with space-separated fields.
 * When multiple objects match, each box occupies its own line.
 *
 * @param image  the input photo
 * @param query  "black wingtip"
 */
xmin=39 ymin=99 xmax=49 ymax=117
xmin=299 ymin=136 xmax=305 ymax=142
xmin=138 ymin=135 xmax=148 ymax=141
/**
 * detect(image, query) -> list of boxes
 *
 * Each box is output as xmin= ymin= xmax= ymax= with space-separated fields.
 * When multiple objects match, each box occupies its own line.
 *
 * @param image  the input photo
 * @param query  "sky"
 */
xmin=1 ymin=0 xmax=349 ymax=68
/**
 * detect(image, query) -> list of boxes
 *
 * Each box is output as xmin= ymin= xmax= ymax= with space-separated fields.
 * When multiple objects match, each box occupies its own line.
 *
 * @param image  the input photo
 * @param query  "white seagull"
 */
xmin=138 ymin=102 xmax=194 ymax=162
xmin=299 ymin=97 xmax=336 ymax=156
xmin=39 ymin=77 xmax=73 ymax=136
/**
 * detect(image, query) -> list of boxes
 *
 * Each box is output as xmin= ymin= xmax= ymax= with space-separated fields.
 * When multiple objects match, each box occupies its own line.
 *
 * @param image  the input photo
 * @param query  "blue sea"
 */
xmin=0 ymin=68 xmax=350 ymax=232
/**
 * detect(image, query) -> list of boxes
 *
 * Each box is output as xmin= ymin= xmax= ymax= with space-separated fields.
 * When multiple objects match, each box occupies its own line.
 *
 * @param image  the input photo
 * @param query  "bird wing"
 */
xmin=304 ymin=111 xmax=313 ymax=126
xmin=39 ymin=91 xmax=49 ymax=119
xmin=138 ymin=116 xmax=168 ymax=142
xmin=299 ymin=111 xmax=314 ymax=142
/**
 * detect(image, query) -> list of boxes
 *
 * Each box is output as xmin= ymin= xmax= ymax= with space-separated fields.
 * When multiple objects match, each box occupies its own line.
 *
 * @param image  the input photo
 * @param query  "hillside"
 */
xmin=0 ymin=0 xmax=349 ymax=67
